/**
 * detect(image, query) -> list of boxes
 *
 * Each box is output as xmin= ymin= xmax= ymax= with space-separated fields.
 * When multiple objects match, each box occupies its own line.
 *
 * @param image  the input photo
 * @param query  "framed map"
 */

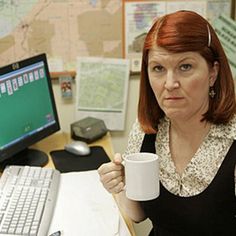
xmin=75 ymin=57 xmax=130 ymax=130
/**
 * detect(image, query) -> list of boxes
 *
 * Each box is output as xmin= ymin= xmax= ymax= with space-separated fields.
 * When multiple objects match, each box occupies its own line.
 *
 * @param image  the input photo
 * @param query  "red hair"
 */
xmin=138 ymin=10 xmax=236 ymax=133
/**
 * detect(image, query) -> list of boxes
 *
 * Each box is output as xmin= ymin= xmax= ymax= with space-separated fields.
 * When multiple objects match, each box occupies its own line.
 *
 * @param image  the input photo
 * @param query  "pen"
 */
xmin=49 ymin=231 xmax=61 ymax=236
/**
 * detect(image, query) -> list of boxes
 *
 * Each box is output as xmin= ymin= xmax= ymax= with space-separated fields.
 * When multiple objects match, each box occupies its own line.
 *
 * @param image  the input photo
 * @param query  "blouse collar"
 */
xmin=160 ymin=115 xmax=236 ymax=141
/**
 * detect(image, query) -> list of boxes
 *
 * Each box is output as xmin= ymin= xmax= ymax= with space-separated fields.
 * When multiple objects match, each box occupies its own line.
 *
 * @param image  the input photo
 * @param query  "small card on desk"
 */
xmin=50 ymin=146 xmax=110 ymax=172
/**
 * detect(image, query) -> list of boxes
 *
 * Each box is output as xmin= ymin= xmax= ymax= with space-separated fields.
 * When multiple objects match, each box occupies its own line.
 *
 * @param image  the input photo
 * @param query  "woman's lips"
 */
xmin=165 ymin=96 xmax=184 ymax=100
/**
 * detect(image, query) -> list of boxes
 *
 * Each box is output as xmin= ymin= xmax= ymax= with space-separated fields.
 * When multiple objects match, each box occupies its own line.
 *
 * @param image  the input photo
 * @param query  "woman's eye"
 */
xmin=153 ymin=65 xmax=164 ymax=72
xmin=180 ymin=64 xmax=192 ymax=71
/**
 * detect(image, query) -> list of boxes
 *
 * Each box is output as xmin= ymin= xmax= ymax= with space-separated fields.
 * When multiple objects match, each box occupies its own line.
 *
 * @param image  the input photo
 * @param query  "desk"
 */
xmin=32 ymin=131 xmax=136 ymax=236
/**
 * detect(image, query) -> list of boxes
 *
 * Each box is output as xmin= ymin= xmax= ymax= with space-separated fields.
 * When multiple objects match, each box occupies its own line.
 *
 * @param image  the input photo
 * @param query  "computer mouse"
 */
xmin=64 ymin=141 xmax=91 ymax=156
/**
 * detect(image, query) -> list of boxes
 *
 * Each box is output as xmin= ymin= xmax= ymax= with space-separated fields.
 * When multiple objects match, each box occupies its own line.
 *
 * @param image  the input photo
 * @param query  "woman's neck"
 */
xmin=169 ymin=115 xmax=210 ymax=138
xmin=169 ymin=118 xmax=211 ymax=175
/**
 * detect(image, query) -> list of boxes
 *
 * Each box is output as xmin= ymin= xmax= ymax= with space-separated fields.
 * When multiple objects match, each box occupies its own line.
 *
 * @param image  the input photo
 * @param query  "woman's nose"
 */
xmin=164 ymin=72 xmax=180 ymax=90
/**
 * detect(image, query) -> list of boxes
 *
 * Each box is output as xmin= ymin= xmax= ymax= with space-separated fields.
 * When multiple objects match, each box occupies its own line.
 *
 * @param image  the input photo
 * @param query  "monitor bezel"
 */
xmin=0 ymin=53 xmax=60 ymax=164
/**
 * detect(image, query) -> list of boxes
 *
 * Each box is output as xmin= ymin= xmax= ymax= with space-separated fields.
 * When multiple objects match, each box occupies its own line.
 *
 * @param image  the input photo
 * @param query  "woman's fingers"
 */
xmin=106 ymin=175 xmax=124 ymax=191
xmin=113 ymin=153 xmax=123 ymax=164
xmin=98 ymin=153 xmax=125 ymax=194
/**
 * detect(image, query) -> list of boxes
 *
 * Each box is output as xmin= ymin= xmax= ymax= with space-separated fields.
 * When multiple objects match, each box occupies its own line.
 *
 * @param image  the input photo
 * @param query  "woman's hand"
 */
xmin=99 ymin=153 xmax=147 ymax=222
xmin=98 ymin=153 xmax=125 ymax=194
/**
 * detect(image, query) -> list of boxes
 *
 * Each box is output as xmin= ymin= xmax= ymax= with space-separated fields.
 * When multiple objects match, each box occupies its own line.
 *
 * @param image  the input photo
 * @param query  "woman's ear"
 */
xmin=209 ymin=61 xmax=219 ymax=86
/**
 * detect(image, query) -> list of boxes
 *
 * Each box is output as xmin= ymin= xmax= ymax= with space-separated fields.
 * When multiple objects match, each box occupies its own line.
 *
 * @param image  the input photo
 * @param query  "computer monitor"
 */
xmin=0 ymin=53 xmax=60 ymax=168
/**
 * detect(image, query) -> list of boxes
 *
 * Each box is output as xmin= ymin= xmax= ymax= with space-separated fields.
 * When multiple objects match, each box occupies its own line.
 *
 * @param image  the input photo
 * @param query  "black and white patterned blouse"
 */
xmin=123 ymin=116 xmax=236 ymax=197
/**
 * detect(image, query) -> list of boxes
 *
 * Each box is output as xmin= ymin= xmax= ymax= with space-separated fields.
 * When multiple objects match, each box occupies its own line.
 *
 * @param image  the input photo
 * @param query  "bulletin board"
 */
xmin=123 ymin=0 xmax=233 ymax=72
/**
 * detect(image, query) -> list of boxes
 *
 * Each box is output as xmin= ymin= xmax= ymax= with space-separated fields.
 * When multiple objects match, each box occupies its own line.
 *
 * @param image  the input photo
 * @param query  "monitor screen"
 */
xmin=0 ymin=53 xmax=60 ymax=168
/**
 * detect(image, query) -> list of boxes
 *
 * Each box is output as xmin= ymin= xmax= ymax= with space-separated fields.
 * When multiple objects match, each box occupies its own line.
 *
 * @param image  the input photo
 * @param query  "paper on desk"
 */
xmin=48 ymin=170 xmax=131 ymax=236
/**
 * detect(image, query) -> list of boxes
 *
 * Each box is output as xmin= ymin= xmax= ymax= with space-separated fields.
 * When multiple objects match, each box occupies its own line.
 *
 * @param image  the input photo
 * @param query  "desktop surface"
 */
xmin=32 ymin=132 xmax=136 ymax=236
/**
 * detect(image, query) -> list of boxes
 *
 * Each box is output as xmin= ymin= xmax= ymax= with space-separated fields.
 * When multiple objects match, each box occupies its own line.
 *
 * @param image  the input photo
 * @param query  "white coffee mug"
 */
xmin=123 ymin=152 xmax=159 ymax=201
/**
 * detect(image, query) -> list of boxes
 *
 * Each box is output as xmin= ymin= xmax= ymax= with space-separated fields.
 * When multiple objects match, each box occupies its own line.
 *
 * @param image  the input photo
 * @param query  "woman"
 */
xmin=98 ymin=10 xmax=236 ymax=235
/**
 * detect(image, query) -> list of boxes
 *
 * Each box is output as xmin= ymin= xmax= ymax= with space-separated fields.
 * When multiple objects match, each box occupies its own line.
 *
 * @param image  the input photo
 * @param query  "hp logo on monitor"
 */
xmin=12 ymin=63 xmax=19 ymax=70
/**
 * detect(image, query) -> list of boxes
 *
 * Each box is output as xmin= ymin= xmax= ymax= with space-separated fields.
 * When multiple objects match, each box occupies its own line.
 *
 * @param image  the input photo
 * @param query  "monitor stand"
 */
xmin=0 ymin=148 xmax=49 ymax=171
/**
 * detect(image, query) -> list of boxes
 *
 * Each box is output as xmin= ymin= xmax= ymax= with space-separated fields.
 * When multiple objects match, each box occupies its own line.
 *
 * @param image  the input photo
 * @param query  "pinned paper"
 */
xmin=59 ymin=76 xmax=73 ymax=99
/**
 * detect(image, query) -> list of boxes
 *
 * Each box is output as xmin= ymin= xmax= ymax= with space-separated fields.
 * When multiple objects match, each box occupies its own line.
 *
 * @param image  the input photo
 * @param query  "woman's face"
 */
xmin=148 ymin=47 xmax=218 ymax=122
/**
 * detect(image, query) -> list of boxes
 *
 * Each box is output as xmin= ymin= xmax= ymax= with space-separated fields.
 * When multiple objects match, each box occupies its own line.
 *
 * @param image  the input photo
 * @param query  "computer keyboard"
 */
xmin=0 ymin=165 xmax=60 ymax=236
